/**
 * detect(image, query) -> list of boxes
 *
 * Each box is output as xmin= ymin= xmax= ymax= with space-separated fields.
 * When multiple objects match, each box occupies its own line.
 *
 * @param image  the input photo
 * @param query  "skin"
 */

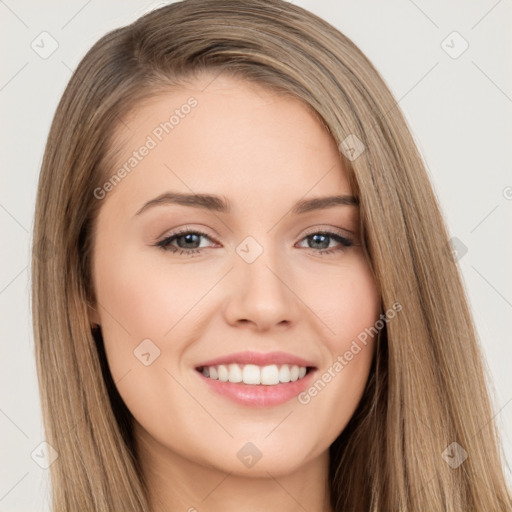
xmin=89 ymin=73 xmax=381 ymax=512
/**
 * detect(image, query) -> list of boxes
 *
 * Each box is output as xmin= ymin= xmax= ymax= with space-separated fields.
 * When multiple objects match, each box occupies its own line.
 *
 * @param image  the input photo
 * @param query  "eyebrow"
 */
xmin=134 ymin=191 xmax=358 ymax=216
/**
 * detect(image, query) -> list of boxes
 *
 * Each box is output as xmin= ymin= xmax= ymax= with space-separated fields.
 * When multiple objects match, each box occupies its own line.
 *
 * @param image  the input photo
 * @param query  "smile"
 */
xmin=198 ymin=363 xmax=310 ymax=385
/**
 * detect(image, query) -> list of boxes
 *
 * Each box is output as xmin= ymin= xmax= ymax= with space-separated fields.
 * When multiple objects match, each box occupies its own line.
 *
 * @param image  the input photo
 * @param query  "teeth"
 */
xmin=243 ymin=364 xmax=261 ymax=385
xmin=260 ymin=364 xmax=279 ymax=385
xmin=278 ymin=364 xmax=290 ymax=383
xmin=218 ymin=364 xmax=229 ymax=382
xmin=228 ymin=363 xmax=243 ymax=383
xmin=201 ymin=363 xmax=310 ymax=385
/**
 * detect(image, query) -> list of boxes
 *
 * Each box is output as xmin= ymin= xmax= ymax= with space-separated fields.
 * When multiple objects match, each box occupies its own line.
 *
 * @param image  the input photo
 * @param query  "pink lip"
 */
xmin=195 ymin=350 xmax=317 ymax=369
xmin=196 ymin=368 xmax=317 ymax=407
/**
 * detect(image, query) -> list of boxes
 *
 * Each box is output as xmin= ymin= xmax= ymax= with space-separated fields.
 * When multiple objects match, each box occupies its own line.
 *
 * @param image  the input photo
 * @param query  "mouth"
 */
xmin=195 ymin=353 xmax=317 ymax=408
xmin=194 ymin=351 xmax=318 ymax=407
xmin=196 ymin=363 xmax=314 ymax=385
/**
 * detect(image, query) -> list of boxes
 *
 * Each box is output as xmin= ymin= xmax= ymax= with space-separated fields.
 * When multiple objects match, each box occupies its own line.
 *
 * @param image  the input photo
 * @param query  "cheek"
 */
xmin=91 ymin=238 xmax=180 ymax=385
xmin=305 ymin=254 xmax=380 ymax=348
xmin=329 ymin=256 xmax=380 ymax=379
xmin=92 ymin=244 xmax=198 ymax=425
xmin=94 ymin=245 xmax=203 ymax=340
xmin=337 ymin=266 xmax=380 ymax=344
xmin=297 ymin=256 xmax=380 ymax=433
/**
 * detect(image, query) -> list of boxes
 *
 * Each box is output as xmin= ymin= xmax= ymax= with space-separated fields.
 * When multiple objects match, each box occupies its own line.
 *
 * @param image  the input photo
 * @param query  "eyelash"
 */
xmin=155 ymin=228 xmax=354 ymax=257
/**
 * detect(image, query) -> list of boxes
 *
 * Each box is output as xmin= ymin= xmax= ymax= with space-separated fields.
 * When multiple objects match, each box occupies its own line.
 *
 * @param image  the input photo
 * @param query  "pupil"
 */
xmin=180 ymin=233 xmax=199 ymax=248
xmin=311 ymin=234 xmax=328 ymax=249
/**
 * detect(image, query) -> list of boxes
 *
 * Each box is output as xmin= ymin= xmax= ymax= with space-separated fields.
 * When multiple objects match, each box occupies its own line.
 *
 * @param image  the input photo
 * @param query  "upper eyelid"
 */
xmin=158 ymin=227 xmax=354 ymax=245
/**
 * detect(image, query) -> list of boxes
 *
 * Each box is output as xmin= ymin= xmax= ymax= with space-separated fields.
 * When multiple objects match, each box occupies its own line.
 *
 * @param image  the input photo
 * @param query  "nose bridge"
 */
xmin=237 ymin=233 xmax=288 ymax=297
xmin=224 ymin=232 xmax=298 ymax=329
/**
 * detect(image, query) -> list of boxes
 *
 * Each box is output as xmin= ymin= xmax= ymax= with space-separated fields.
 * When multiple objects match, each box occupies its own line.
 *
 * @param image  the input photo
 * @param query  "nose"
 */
xmin=222 ymin=243 xmax=301 ymax=332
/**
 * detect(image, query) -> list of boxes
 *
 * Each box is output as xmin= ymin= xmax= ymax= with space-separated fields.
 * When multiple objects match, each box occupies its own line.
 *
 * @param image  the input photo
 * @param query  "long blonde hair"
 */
xmin=31 ymin=0 xmax=511 ymax=510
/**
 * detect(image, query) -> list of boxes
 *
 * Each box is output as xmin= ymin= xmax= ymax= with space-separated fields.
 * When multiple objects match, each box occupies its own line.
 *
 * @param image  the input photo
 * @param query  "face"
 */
xmin=89 ymin=73 xmax=381 ymax=478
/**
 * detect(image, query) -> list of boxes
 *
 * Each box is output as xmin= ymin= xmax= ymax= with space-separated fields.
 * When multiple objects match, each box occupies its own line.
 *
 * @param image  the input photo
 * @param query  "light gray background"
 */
xmin=1 ymin=1 xmax=511 ymax=510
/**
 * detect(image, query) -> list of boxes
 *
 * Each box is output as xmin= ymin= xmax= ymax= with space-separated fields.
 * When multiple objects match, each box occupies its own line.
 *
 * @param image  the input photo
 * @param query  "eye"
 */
xmin=296 ymin=230 xmax=354 ymax=256
xmin=156 ymin=228 xmax=216 ymax=256
xmin=155 ymin=228 xmax=355 ymax=257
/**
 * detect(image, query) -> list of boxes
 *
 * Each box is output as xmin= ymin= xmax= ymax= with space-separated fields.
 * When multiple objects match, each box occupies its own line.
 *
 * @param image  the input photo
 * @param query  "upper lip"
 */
xmin=195 ymin=351 xmax=317 ymax=369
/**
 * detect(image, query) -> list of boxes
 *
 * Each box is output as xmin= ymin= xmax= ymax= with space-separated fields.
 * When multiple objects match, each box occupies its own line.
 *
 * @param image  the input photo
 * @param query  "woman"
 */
xmin=31 ymin=0 xmax=511 ymax=510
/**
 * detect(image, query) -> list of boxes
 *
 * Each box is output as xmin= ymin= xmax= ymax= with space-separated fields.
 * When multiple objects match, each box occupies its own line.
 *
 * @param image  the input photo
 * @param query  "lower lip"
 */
xmin=196 ymin=369 xmax=317 ymax=407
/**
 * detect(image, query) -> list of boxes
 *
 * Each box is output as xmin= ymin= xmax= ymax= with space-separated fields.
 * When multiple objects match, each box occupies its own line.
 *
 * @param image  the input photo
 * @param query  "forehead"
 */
xmin=102 ymin=74 xmax=352 ymax=214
